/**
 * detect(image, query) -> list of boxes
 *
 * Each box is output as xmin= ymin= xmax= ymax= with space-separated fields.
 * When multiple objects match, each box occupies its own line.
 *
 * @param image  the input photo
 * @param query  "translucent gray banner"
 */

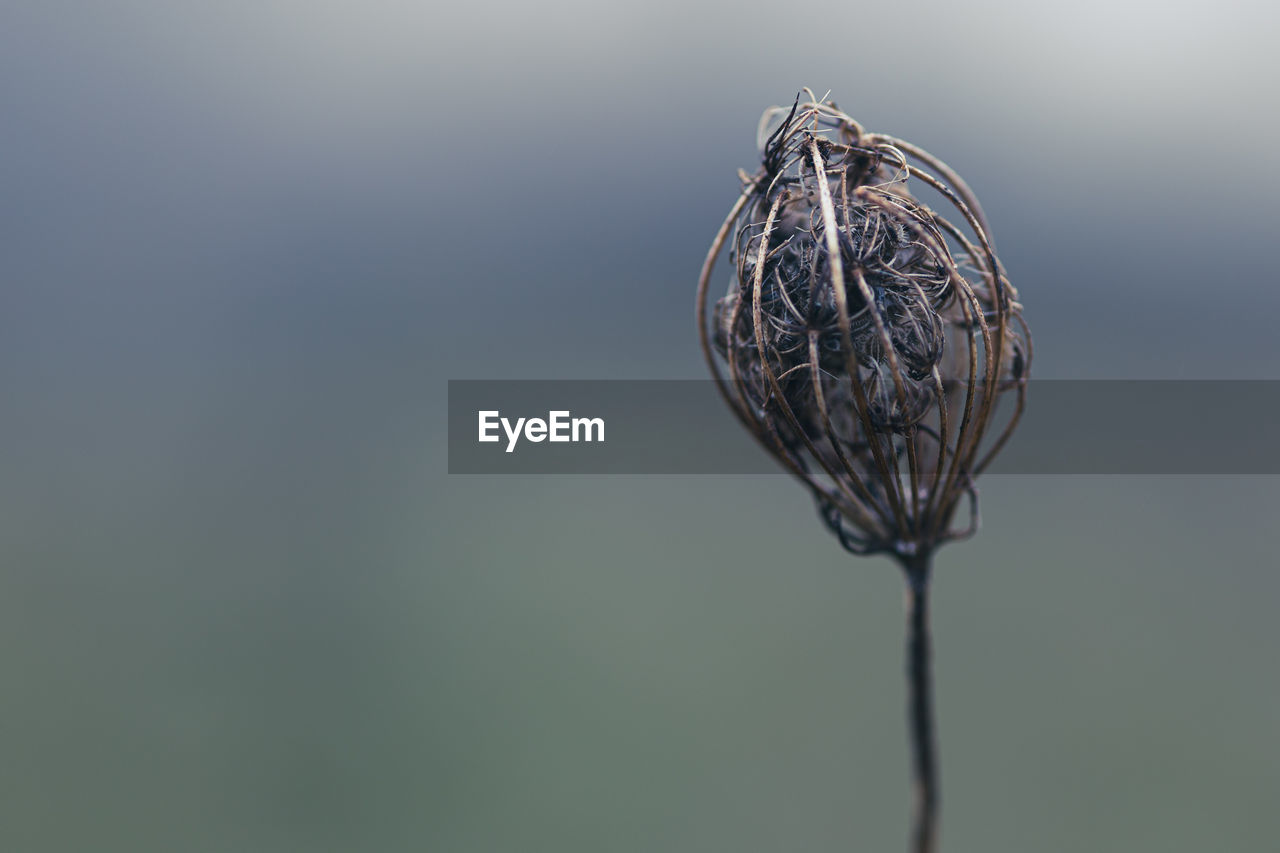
xmin=447 ymin=380 xmax=1280 ymax=474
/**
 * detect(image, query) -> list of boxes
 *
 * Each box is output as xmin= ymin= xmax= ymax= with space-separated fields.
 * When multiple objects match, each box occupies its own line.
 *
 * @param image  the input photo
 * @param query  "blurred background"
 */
xmin=2 ymin=1 xmax=1278 ymax=851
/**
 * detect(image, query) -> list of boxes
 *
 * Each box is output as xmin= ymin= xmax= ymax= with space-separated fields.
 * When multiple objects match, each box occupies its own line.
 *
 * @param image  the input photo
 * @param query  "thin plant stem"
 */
xmin=903 ymin=554 xmax=938 ymax=853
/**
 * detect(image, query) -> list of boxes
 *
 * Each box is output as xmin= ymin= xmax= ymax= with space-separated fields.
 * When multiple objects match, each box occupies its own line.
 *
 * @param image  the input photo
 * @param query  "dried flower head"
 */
xmin=697 ymin=91 xmax=1031 ymax=563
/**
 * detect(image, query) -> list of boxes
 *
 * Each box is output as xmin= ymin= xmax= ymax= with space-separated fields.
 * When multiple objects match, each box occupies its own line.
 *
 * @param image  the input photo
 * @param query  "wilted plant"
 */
xmin=696 ymin=90 xmax=1030 ymax=853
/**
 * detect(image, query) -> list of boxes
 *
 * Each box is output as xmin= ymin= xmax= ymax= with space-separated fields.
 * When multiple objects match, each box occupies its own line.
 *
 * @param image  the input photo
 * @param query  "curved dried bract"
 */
xmin=697 ymin=91 xmax=1031 ymax=560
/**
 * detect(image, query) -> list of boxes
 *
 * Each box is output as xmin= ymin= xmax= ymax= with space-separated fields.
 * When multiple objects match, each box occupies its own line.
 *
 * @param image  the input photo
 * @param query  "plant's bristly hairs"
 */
xmin=697 ymin=92 xmax=1030 ymax=562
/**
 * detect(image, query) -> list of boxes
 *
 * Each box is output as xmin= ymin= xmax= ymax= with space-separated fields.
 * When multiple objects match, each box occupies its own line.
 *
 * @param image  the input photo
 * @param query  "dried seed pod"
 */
xmin=697 ymin=91 xmax=1031 ymax=561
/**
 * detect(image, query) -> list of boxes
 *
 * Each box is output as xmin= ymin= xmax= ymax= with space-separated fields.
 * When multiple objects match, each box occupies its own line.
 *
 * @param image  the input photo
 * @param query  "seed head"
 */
xmin=697 ymin=91 xmax=1031 ymax=561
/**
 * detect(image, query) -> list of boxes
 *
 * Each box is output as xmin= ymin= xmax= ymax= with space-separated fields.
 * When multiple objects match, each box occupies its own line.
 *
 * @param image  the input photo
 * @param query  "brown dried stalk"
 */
xmin=696 ymin=90 xmax=1031 ymax=853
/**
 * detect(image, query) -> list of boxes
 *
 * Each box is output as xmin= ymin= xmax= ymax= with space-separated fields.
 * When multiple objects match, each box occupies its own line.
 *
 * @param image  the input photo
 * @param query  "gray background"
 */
xmin=3 ymin=1 xmax=1278 ymax=851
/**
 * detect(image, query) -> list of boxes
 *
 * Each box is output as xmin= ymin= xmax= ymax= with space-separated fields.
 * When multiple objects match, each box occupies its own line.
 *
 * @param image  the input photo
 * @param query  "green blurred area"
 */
xmin=3 ymin=463 xmax=1278 ymax=852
